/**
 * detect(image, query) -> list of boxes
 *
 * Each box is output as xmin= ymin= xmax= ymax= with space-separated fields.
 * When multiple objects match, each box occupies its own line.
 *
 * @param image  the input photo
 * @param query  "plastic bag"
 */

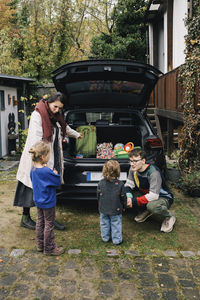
xmin=96 ymin=142 xmax=115 ymax=159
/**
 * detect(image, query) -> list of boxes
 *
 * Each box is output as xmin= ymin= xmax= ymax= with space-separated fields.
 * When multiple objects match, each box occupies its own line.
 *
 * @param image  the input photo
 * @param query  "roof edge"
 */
xmin=0 ymin=73 xmax=35 ymax=82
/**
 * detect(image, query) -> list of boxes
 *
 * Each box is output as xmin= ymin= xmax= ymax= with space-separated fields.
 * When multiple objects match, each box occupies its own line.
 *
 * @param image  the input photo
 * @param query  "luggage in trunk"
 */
xmin=65 ymin=124 xmax=142 ymax=159
xmin=75 ymin=125 xmax=97 ymax=157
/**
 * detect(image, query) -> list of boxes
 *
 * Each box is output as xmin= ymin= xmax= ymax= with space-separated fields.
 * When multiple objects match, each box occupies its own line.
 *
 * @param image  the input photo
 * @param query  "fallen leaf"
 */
xmin=0 ymin=259 xmax=3 ymax=263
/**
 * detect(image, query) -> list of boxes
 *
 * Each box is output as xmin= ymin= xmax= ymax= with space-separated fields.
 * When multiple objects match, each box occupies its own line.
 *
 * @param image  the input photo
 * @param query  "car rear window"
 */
xmin=66 ymin=80 xmax=144 ymax=95
xmin=67 ymin=111 xmax=142 ymax=126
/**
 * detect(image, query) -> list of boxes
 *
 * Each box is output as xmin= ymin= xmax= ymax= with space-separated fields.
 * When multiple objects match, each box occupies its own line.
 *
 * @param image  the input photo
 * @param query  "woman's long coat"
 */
xmin=17 ymin=110 xmax=80 ymax=188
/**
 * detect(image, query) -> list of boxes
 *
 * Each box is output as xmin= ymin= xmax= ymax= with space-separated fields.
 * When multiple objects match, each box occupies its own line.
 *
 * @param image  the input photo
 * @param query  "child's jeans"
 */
xmin=36 ymin=206 xmax=56 ymax=253
xmin=100 ymin=213 xmax=122 ymax=245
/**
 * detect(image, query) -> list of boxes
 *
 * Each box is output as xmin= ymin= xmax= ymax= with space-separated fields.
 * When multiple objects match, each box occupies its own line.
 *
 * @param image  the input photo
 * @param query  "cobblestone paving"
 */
xmin=1 ymin=248 xmax=200 ymax=300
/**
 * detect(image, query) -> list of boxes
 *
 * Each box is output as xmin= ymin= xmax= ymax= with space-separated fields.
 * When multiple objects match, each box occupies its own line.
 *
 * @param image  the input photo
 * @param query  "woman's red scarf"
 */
xmin=35 ymin=99 xmax=66 ymax=142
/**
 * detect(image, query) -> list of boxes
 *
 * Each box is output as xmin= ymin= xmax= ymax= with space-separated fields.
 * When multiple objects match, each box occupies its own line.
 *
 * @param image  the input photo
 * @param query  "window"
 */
xmin=0 ymin=90 xmax=5 ymax=111
xmin=66 ymin=80 xmax=144 ymax=96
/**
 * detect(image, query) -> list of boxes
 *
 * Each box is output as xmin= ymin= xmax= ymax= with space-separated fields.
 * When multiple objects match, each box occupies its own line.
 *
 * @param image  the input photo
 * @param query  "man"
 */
xmin=125 ymin=149 xmax=176 ymax=233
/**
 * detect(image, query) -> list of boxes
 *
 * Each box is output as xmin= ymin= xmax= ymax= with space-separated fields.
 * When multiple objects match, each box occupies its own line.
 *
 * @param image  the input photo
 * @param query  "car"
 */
xmin=52 ymin=59 xmax=165 ymax=201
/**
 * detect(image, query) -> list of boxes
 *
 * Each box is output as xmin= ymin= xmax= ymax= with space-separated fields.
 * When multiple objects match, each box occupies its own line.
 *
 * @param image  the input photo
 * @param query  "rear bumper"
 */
xmin=59 ymin=150 xmax=166 ymax=201
xmin=56 ymin=184 xmax=97 ymax=201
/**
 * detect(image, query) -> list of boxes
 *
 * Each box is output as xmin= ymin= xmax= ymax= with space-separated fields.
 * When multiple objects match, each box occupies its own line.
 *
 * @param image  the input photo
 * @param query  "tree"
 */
xmin=0 ymin=0 xmax=15 ymax=29
xmin=67 ymin=0 xmax=116 ymax=61
xmin=0 ymin=0 xmax=118 ymax=82
xmin=0 ymin=0 xmax=72 ymax=81
xmin=89 ymin=0 xmax=147 ymax=62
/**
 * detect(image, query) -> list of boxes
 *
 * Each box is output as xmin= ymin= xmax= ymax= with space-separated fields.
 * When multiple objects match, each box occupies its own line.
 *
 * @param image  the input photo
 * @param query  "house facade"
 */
xmin=0 ymin=74 xmax=34 ymax=158
xmin=147 ymin=0 xmax=188 ymax=73
xmin=146 ymin=0 xmax=192 ymax=156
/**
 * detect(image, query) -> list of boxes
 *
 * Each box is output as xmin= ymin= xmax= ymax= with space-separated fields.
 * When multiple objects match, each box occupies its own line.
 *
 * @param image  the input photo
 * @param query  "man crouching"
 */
xmin=126 ymin=149 xmax=176 ymax=233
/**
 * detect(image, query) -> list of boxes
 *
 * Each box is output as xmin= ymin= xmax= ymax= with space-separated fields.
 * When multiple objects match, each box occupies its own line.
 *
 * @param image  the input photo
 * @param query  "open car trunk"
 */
xmin=63 ymin=110 xmax=144 ymax=160
xmin=67 ymin=125 xmax=142 ymax=159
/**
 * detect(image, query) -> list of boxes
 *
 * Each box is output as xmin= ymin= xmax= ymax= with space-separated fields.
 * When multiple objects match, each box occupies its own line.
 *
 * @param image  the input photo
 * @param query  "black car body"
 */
xmin=52 ymin=59 xmax=165 ymax=200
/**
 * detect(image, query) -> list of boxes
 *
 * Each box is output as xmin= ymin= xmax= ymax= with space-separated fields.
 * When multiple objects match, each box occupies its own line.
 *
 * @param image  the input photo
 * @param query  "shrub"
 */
xmin=17 ymin=127 xmax=28 ymax=154
xmin=179 ymin=171 xmax=200 ymax=196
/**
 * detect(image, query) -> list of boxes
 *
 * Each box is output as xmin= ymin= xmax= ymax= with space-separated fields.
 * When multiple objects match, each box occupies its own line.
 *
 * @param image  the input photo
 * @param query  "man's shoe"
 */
xmin=20 ymin=215 xmax=36 ymax=230
xmin=44 ymin=246 xmax=65 ymax=256
xmin=134 ymin=210 xmax=153 ymax=223
xmin=54 ymin=220 xmax=65 ymax=230
xmin=161 ymin=216 xmax=176 ymax=233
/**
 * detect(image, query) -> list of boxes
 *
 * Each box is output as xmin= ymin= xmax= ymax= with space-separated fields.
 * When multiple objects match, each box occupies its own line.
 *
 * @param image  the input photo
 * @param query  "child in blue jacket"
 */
xmin=29 ymin=141 xmax=64 ymax=256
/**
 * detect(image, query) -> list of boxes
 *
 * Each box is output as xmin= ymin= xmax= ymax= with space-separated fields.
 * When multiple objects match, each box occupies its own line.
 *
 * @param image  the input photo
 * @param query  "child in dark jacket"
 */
xmin=97 ymin=160 xmax=127 ymax=245
xmin=29 ymin=141 xmax=64 ymax=256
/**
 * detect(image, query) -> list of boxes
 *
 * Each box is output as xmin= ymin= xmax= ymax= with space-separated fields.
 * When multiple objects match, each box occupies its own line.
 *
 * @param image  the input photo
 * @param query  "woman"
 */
xmin=14 ymin=92 xmax=81 ymax=230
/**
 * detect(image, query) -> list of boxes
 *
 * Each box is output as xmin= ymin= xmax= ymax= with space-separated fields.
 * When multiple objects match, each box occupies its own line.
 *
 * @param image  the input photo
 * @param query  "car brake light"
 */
xmin=146 ymin=138 xmax=163 ymax=148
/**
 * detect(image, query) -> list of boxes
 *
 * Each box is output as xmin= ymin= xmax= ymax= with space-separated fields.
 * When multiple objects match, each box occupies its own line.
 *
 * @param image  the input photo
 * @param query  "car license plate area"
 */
xmin=87 ymin=172 xmax=127 ymax=181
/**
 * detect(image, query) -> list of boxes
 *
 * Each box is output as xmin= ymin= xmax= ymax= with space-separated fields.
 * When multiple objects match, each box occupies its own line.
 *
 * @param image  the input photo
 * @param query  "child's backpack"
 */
xmin=76 ymin=125 xmax=97 ymax=157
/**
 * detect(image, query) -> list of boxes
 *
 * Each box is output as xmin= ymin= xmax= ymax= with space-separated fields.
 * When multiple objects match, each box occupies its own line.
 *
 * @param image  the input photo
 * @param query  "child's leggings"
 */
xmin=36 ymin=206 xmax=56 ymax=253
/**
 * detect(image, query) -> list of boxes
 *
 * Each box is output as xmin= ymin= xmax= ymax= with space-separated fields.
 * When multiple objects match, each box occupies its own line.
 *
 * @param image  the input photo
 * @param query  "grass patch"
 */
xmin=0 ymin=167 xmax=17 ymax=181
xmin=54 ymin=191 xmax=200 ymax=259
xmin=1 ymin=173 xmax=200 ymax=257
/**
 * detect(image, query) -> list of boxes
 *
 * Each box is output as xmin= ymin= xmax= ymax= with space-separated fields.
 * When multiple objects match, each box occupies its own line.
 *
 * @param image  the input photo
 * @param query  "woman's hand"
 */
xmin=78 ymin=133 xmax=83 ymax=139
xmin=53 ymin=168 xmax=58 ymax=174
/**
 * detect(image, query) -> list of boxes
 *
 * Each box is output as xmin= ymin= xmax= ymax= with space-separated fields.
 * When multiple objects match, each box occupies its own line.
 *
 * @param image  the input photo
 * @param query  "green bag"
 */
xmin=114 ymin=146 xmax=141 ymax=158
xmin=76 ymin=125 xmax=97 ymax=157
xmin=114 ymin=149 xmax=129 ymax=158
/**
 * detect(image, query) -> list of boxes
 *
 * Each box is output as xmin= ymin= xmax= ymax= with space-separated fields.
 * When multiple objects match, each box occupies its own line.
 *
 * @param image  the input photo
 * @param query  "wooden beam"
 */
xmin=154 ymin=113 xmax=164 ymax=144
xmin=167 ymin=119 xmax=174 ymax=157
xmin=155 ymin=108 xmax=183 ymax=122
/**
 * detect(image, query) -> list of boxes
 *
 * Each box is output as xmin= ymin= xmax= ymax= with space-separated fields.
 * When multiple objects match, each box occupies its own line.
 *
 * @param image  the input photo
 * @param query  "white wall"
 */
xmin=0 ymin=86 xmax=18 ymax=156
xmin=173 ymin=0 xmax=188 ymax=68
xmin=148 ymin=0 xmax=188 ymax=74
xmin=157 ymin=19 xmax=164 ymax=73
xmin=163 ymin=13 xmax=168 ymax=73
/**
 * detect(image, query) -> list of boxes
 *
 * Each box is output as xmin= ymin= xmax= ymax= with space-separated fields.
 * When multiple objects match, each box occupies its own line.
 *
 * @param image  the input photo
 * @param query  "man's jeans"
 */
xmin=147 ymin=197 xmax=172 ymax=219
xmin=100 ymin=213 xmax=122 ymax=245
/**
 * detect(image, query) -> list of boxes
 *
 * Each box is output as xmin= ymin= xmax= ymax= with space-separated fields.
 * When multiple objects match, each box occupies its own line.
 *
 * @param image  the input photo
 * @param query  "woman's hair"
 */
xmin=102 ymin=160 xmax=120 ymax=181
xmin=46 ymin=92 xmax=66 ymax=104
xmin=29 ymin=141 xmax=50 ymax=162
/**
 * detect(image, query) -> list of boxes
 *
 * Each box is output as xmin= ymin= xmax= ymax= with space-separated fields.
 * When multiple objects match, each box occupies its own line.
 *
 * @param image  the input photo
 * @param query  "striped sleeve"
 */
xmin=136 ymin=170 xmax=161 ymax=205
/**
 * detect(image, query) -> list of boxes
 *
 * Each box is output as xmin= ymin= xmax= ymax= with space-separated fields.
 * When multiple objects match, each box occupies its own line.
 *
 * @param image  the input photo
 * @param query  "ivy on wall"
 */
xmin=178 ymin=0 xmax=200 ymax=174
